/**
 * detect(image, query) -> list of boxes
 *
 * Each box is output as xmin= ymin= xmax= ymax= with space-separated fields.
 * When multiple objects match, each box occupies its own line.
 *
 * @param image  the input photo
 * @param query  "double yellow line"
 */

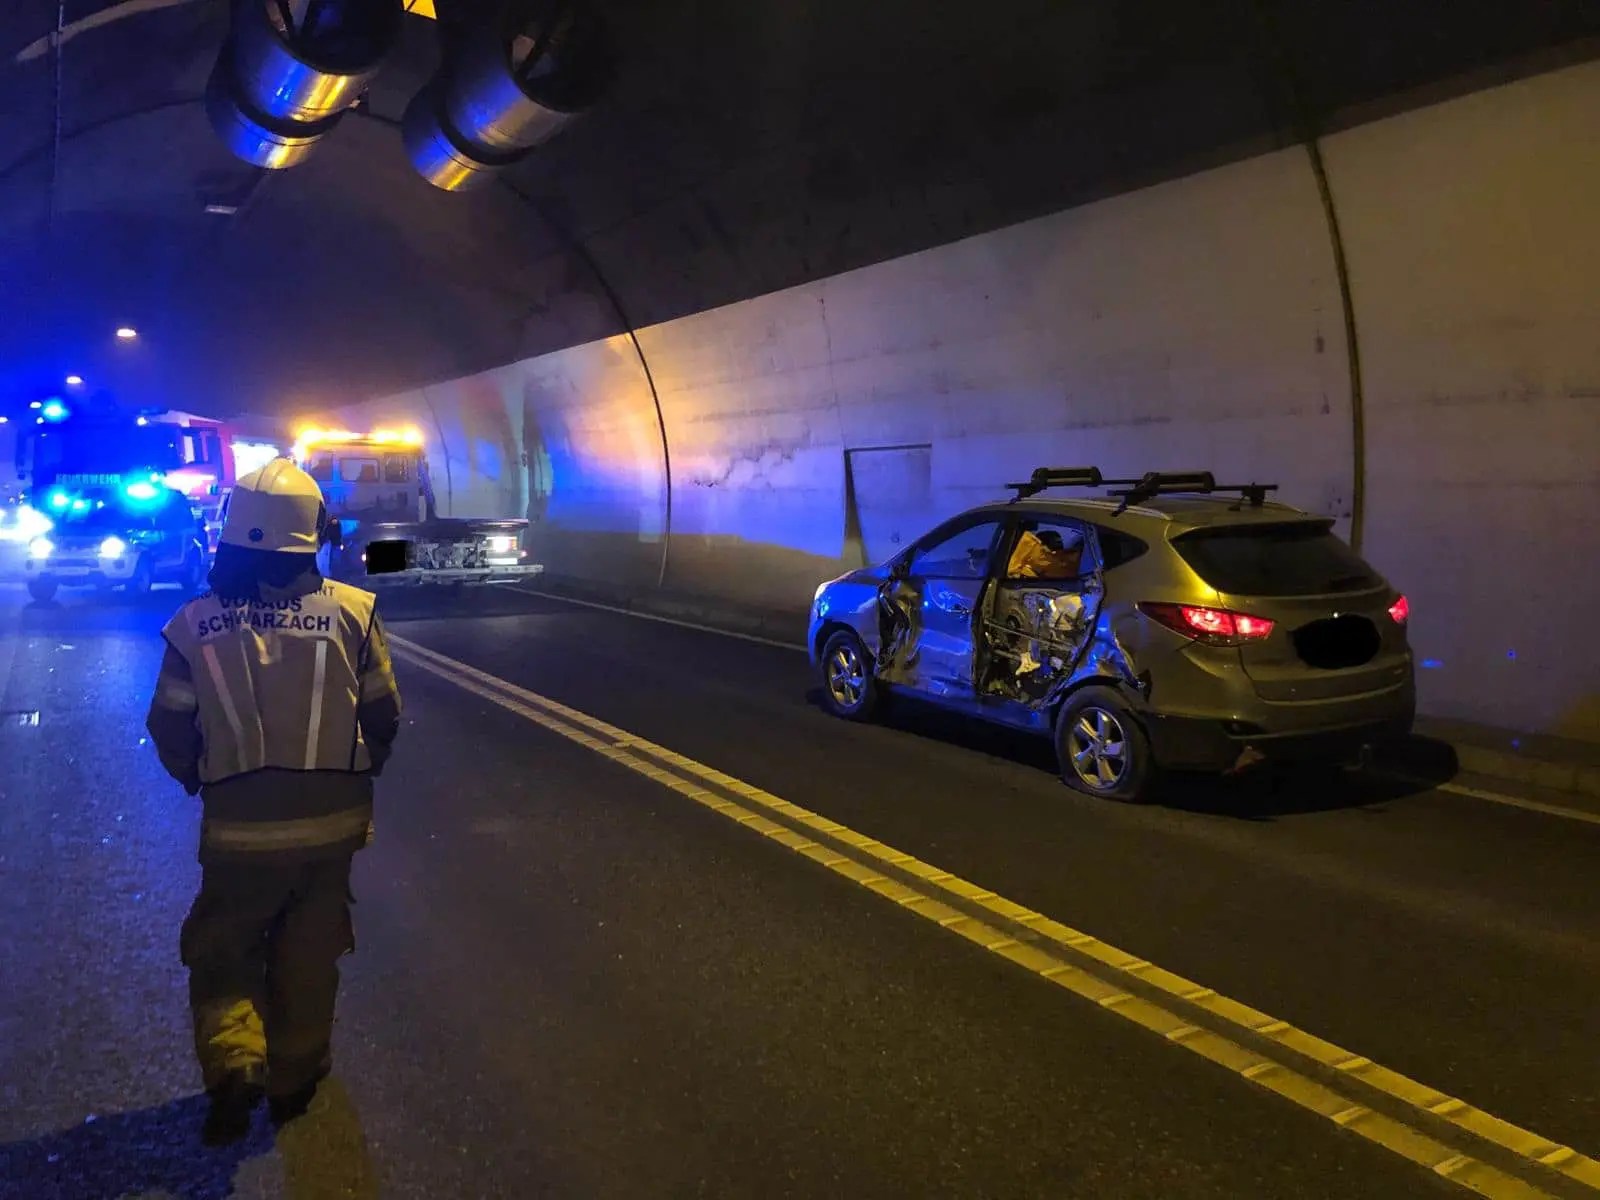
xmin=390 ymin=633 xmax=1598 ymax=1200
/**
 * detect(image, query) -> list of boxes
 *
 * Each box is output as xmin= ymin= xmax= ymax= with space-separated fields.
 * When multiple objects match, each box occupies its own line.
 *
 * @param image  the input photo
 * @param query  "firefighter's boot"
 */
xmin=202 ymin=1064 xmax=266 ymax=1146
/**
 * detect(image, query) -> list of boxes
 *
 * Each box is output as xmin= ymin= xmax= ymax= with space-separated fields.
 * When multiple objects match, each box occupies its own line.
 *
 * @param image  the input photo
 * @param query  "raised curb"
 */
xmin=528 ymin=575 xmax=1600 ymax=803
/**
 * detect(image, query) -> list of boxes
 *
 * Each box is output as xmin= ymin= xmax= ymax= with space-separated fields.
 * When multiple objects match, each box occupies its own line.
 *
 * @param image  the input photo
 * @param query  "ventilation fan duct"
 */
xmin=403 ymin=1 xmax=614 ymax=192
xmin=207 ymin=0 xmax=405 ymax=169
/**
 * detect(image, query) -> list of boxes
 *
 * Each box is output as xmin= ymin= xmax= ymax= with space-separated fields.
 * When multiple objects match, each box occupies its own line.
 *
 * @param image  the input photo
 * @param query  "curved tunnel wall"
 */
xmin=345 ymin=60 xmax=1600 ymax=741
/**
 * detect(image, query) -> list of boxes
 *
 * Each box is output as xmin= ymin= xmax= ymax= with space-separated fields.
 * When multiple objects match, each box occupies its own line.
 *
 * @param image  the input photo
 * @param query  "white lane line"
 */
xmin=513 ymin=587 xmax=1597 ymax=827
xmin=389 ymin=632 xmax=1599 ymax=1199
xmin=1432 ymin=780 xmax=1600 ymax=828
xmin=510 ymin=586 xmax=808 ymax=653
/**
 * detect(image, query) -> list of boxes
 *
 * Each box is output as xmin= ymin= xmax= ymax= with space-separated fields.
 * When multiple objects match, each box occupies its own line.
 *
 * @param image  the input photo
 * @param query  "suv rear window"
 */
xmin=1172 ymin=522 xmax=1380 ymax=596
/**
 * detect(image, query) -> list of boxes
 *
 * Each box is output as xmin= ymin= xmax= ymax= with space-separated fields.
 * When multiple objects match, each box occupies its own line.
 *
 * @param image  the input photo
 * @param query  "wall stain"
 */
xmin=1059 ymin=413 xmax=1175 ymax=431
xmin=691 ymin=444 xmax=800 ymax=489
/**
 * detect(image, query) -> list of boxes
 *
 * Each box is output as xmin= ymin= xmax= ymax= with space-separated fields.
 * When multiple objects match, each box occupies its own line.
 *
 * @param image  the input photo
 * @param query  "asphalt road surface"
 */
xmin=1 ymin=583 xmax=1596 ymax=1200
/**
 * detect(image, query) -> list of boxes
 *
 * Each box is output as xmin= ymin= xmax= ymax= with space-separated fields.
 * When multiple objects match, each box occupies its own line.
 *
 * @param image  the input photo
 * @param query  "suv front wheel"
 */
xmin=818 ymin=629 xmax=881 ymax=721
xmin=1055 ymin=686 xmax=1155 ymax=803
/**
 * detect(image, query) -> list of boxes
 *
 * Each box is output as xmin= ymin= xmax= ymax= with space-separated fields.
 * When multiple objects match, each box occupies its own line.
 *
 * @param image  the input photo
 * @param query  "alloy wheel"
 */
xmin=1067 ymin=706 xmax=1130 ymax=791
xmin=826 ymin=641 xmax=867 ymax=711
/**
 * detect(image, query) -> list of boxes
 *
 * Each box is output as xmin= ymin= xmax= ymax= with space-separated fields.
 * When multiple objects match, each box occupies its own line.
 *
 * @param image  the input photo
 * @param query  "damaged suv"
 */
xmin=808 ymin=468 xmax=1414 ymax=802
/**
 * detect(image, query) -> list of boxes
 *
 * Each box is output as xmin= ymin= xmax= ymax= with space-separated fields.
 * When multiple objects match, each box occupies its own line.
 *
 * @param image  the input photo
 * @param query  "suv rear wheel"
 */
xmin=1055 ymin=686 xmax=1155 ymax=802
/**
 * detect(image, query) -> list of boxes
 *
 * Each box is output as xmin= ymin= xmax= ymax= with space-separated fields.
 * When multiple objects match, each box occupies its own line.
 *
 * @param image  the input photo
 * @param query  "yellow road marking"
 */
xmin=390 ymin=634 xmax=1596 ymax=1199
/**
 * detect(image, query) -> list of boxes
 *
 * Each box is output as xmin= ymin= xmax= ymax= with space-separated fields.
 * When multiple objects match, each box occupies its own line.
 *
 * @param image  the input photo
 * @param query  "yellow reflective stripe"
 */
xmin=194 ymin=998 xmax=266 ymax=1077
xmin=305 ymin=639 xmax=328 ymax=769
xmin=155 ymin=678 xmax=197 ymax=709
xmin=202 ymin=807 xmax=372 ymax=851
xmin=199 ymin=642 xmax=246 ymax=776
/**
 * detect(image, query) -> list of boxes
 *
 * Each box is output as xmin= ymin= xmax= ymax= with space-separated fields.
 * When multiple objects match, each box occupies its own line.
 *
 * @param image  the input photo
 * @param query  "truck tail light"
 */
xmin=1139 ymin=601 xmax=1275 ymax=646
xmin=1387 ymin=595 xmax=1409 ymax=625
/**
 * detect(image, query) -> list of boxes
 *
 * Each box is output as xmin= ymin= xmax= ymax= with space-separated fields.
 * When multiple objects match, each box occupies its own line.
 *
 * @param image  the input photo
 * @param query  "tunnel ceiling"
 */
xmin=1 ymin=0 xmax=1596 ymax=419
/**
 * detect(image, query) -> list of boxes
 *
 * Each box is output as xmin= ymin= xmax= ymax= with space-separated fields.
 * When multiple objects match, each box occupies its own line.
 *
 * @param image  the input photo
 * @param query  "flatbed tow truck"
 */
xmin=290 ymin=426 xmax=543 ymax=589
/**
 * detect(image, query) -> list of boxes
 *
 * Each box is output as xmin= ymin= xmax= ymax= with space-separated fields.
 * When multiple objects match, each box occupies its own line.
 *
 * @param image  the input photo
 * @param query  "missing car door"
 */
xmin=978 ymin=516 xmax=1104 ymax=704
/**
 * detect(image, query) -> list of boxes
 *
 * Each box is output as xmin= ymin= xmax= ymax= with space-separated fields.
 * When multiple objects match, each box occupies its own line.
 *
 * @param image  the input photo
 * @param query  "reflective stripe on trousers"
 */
xmin=202 ymin=806 xmax=372 ymax=853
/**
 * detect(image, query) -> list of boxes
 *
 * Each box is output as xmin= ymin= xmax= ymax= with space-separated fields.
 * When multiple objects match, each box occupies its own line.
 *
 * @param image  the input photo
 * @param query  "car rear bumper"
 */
xmin=1145 ymin=682 xmax=1417 ymax=771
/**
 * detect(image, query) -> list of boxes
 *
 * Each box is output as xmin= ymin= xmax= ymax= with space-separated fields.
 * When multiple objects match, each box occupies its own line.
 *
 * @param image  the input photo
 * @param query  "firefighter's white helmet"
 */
xmin=219 ymin=458 xmax=326 ymax=555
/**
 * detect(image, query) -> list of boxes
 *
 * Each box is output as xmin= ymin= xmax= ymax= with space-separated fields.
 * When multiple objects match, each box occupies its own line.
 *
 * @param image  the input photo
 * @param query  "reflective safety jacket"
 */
xmin=147 ymin=577 xmax=402 ymax=862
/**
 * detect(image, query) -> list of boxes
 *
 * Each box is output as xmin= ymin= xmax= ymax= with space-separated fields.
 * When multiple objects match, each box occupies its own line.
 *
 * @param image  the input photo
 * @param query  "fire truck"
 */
xmin=6 ymin=400 xmax=281 ymax=549
xmin=291 ymin=425 xmax=541 ymax=587
xmin=1 ymin=395 xmax=290 ymax=593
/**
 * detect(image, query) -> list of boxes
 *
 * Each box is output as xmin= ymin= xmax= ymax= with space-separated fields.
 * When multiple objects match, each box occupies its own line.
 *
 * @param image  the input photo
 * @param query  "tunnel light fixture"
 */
xmin=204 ymin=204 xmax=238 ymax=215
xmin=115 ymin=326 xmax=138 ymax=340
xmin=64 ymin=374 xmax=83 ymax=386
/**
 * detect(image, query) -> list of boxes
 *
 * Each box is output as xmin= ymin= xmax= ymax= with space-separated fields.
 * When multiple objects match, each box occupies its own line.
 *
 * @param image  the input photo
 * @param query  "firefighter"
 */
xmin=145 ymin=458 xmax=402 ymax=1145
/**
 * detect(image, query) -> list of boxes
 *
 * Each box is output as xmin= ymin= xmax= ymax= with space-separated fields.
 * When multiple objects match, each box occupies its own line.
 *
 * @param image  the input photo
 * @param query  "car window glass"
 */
xmin=908 ymin=520 xmax=1001 ymax=579
xmin=305 ymin=454 xmax=335 ymax=483
xmin=383 ymin=455 xmax=410 ymax=484
xmin=60 ymin=507 xmax=154 ymax=533
xmin=1006 ymin=518 xmax=1094 ymax=581
xmin=1094 ymin=527 xmax=1149 ymax=570
xmin=1173 ymin=522 xmax=1380 ymax=596
xmin=340 ymin=457 xmax=381 ymax=484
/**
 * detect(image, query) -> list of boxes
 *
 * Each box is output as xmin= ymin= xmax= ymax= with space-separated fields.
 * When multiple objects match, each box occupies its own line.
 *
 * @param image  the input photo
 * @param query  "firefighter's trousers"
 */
xmin=180 ymin=855 xmax=355 ymax=1097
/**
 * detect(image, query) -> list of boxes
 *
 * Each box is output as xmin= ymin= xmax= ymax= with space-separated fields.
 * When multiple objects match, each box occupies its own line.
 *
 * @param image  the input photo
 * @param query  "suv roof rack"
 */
xmin=1005 ymin=467 xmax=1108 ymax=501
xmin=1105 ymin=471 xmax=1280 ymax=513
xmin=1005 ymin=466 xmax=1280 ymax=511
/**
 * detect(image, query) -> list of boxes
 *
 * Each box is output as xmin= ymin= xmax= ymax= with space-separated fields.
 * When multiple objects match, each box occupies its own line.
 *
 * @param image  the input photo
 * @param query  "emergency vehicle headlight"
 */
xmin=19 ymin=506 xmax=51 ymax=539
xmin=29 ymin=537 xmax=54 ymax=559
xmin=100 ymin=536 xmax=127 ymax=558
xmin=124 ymin=481 xmax=160 ymax=501
xmin=0 ymin=507 xmax=51 ymax=542
xmin=487 ymin=535 xmax=516 ymax=553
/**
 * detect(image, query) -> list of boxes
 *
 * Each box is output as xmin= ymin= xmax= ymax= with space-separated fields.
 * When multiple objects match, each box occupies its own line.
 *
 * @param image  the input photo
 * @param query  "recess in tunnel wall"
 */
xmin=349 ymin=59 xmax=1600 ymax=741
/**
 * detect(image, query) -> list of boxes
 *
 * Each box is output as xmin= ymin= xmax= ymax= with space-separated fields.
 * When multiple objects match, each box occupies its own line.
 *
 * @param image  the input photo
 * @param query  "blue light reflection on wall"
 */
xmin=474 ymin=439 xmax=502 ymax=482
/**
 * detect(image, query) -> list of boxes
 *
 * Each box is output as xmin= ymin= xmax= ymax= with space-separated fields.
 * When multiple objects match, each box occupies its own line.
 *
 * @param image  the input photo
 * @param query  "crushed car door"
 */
xmin=977 ymin=515 xmax=1104 ymax=706
xmin=875 ymin=516 xmax=1006 ymax=699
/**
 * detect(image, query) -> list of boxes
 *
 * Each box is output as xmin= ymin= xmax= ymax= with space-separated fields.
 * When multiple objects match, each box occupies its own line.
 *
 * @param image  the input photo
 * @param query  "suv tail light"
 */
xmin=1387 ymin=594 xmax=1409 ymax=625
xmin=1139 ymin=601 xmax=1275 ymax=646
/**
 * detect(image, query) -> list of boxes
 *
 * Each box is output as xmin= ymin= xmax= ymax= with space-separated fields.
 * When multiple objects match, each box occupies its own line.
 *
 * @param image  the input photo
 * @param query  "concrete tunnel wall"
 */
xmin=337 ymin=60 xmax=1600 ymax=743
